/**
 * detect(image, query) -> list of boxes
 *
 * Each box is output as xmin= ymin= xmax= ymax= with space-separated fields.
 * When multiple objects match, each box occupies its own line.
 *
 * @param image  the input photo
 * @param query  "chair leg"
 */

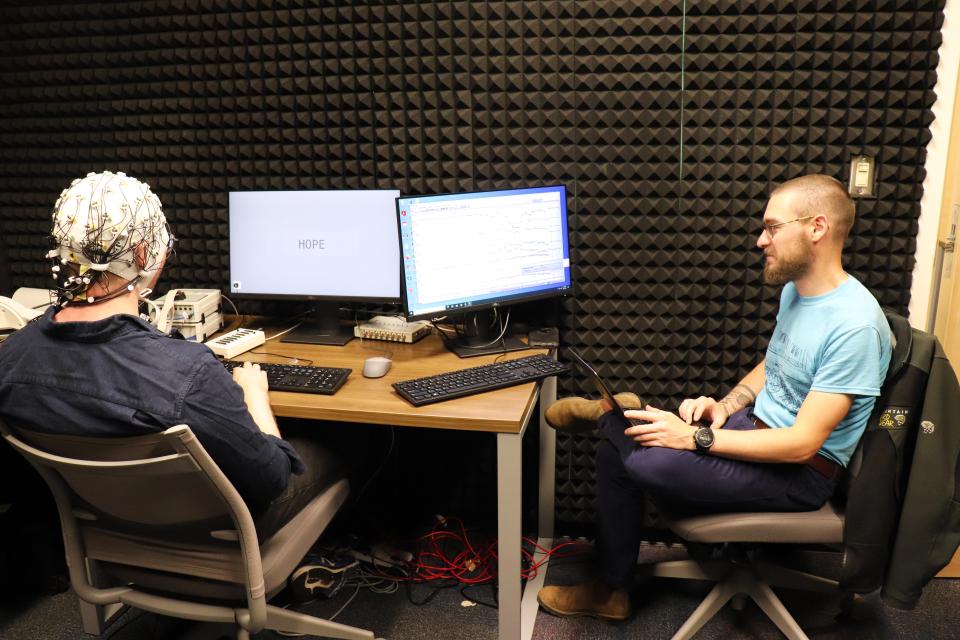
xmin=670 ymin=578 xmax=740 ymax=640
xmin=747 ymin=581 xmax=809 ymax=640
xmin=235 ymin=628 xmax=250 ymax=640
xmin=265 ymin=604 xmax=375 ymax=640
xmin=757 ymin=562 xmax=839 ymax=593
xmin=78 ymin=559 xmax=126 ymax=635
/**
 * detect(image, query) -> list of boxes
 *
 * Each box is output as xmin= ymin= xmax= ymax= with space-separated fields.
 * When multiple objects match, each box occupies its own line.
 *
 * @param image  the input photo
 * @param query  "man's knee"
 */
xmin=620 ymin=446 xmax=685 ymax=494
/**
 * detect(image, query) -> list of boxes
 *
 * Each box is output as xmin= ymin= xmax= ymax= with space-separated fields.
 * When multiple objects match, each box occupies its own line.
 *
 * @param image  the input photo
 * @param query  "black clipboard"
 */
xmin=566 ymin=347 xmax=637 ymax=423
xmin=567 ymin=348 xmax=706 ymax=429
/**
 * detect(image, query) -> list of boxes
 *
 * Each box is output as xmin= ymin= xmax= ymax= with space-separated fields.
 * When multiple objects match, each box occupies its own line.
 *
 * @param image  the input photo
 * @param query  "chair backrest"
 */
xmin=9 ymin=426 xmax=233 ymax=527
xmin=840 ymin=310 xmax=912 ymax=489
xmin=0 ymin=420 xmax=268 ymax=626
xmin=839 ymin=310 xmax=933 ymax=592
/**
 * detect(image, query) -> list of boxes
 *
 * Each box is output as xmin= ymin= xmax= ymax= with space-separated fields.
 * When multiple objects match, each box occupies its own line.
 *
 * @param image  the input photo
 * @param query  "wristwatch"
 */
xmin=693 ymin=426 xmax=715 ymax=454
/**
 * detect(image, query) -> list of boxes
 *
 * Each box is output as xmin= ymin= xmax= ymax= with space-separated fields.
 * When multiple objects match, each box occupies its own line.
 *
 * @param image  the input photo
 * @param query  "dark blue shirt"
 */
xmin=0 ymin=308 xmax=303 ymax=514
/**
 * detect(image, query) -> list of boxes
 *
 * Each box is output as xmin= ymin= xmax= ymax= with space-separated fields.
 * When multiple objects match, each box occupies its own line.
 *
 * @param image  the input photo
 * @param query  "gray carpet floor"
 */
xmin=2 ymin=542 xmax=958 ymax=640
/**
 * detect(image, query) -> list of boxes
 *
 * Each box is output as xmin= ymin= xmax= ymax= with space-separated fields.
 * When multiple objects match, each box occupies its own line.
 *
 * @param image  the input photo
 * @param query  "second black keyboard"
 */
xmin=221 ymin=360 xmax=351 ymax=395
xmin=393 ymin=354 xmax=568 ymax=406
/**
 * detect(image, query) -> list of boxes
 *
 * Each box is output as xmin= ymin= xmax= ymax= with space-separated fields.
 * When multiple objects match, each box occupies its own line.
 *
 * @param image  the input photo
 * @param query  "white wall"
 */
xmin=911 ymin=0 xmax=960 ymax=329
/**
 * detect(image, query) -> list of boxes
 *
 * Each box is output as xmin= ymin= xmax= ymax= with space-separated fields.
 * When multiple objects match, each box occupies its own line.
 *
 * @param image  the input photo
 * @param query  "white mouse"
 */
xmin=362 ymin=356 xmax=392 ymax=378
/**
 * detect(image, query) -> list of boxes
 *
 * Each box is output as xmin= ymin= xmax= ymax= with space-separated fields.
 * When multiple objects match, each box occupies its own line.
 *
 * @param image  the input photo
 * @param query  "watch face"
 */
xmin=695 ymin=427 xmax=714 ymax=450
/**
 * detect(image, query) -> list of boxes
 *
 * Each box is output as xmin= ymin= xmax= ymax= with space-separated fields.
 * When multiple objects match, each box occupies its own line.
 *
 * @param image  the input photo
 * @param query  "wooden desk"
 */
xmin=233 ymin=332 xmax=557 ymax=640
xmin=240 ymin=333 xmax=543 ymax=433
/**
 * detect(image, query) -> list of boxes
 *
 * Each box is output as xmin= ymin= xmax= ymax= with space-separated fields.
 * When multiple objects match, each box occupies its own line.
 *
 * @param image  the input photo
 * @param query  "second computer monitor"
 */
xmin=397 ymin=185 xmax=571 ymax=354
xmin=229 ymin=189 xmax=401 ymax=344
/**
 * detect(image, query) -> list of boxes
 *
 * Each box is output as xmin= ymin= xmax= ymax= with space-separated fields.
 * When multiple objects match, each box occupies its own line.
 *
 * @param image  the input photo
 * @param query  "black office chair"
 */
xmin=640 ymin=311 xmax=914 ymax=640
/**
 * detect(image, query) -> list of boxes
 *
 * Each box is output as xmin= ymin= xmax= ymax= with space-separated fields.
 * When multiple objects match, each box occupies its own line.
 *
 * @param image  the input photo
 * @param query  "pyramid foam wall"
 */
xmin=0 ymin=1 xmax=943 ymax=531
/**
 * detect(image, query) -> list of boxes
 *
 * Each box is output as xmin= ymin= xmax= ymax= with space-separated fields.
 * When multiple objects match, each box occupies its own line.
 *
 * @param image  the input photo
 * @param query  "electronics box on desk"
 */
xmin=172 ymin=289 xmax=222 ymax=324
xmin=175 ymin=311 xmax=223 ymax=342
xmin=354 ymin=315 xmax=431 ymax=343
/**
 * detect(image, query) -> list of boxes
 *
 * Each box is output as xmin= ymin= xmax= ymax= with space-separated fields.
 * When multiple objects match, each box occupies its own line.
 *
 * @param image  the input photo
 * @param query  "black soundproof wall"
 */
xmin=0 ymin=1 xmax=943 ymax=531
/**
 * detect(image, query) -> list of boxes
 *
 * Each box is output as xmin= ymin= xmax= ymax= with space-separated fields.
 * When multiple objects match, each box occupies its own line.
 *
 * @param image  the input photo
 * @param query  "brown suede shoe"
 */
xmin=544 ymin=392 xmax=642 ymax=433
xmin=537 ymin=581 xmax=631 ymax=621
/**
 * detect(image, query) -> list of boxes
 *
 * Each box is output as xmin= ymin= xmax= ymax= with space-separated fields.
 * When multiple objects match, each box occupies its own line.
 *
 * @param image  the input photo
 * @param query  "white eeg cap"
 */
xmin=48 ymin=171 xmax=169 ymax=302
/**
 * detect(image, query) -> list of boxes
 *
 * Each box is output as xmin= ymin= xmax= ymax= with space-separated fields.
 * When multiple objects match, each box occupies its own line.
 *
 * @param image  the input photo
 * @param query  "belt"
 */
xmin=750 ymin=415 xmax=842 ymax=480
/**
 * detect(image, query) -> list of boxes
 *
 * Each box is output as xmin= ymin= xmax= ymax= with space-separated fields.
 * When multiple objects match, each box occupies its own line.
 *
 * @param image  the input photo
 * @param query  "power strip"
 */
xmin=354 ymin=315 xmax=431 ymax=343
xmin=204 ymin=328 xmax=265 ymax=359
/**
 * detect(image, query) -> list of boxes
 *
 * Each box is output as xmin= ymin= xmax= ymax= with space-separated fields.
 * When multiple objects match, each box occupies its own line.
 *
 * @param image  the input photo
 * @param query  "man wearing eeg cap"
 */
xmin=0 ymin=171 xmax=344 ymax=537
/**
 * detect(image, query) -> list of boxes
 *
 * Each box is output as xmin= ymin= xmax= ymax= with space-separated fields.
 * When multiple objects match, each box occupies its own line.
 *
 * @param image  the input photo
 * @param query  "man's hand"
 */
xmin=232 ymin=362 xmax=281 ymax=438
xmin=623 ymin=406 xmax=697 ymax=450
xmin=678 ymin=396 xmax=729 ymax=429
xmin=232 ymin=361 xmax=269 ymax=394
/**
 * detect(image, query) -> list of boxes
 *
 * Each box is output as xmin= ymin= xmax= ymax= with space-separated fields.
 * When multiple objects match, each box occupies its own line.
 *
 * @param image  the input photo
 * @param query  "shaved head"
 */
xmin=771 ymin=174 xmax=855 ymax=242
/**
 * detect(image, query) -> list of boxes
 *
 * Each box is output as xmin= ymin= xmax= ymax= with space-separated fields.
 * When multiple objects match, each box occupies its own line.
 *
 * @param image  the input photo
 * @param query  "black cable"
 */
xmin=246 ymin=350 xmax=314 ymax=365
xmin=459 ymin=584 xmax=498 ymax=609
xmin=404 ymin=579 xmax=459 ymax=606
xmin=354 ymin=427 xmax=396 ymax=503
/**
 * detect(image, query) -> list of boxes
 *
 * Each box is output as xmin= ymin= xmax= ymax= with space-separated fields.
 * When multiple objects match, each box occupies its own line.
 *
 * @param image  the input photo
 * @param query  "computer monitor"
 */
xmin=397 ymin=184 xmax=571 ymax=357
xmin=229 ymin=189 xmax=401 ymax=345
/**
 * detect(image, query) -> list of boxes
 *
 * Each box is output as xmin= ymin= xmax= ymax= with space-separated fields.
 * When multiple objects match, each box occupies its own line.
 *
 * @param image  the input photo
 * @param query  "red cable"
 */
xmin=401 ymin=516 xmax=591 ymax=584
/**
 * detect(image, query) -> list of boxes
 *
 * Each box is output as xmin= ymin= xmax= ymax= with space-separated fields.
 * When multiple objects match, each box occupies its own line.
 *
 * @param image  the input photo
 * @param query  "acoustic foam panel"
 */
xmin=0 ymin=0 xmax=943 ymax=531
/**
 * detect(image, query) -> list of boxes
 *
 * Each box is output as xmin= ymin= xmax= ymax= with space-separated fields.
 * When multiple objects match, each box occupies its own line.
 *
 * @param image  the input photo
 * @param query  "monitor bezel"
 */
xmin=395 ymin=184 xmax=573 ymax=321
xmin=227 ymin=188 xmax=403 ymax=305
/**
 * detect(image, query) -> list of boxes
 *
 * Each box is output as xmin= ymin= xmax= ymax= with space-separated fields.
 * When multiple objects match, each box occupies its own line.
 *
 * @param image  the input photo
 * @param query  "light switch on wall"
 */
xmin=848 ymin=155 xmax=877 ymax=198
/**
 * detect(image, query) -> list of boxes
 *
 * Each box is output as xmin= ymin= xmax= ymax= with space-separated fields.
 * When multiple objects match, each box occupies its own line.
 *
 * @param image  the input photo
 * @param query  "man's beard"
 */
xmin=763 ymin=244 xmax=812 ymax=285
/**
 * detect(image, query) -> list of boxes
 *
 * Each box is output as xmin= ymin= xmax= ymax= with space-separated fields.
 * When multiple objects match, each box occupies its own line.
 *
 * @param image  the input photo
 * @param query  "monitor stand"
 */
xmin=281 ymin=301 xmax=354 ymax=346
xmin=445 ymin=309 xmax=530 ymax=358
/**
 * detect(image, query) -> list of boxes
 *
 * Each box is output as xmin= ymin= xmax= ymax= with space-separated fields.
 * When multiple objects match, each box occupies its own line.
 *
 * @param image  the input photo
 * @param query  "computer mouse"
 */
xmin=362 ymin=356 xmax=392 ymax=378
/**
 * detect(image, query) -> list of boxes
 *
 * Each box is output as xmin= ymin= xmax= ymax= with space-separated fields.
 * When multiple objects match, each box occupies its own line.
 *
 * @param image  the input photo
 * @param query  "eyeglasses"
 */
xmin=760 ymin=215 xmax=814 ymax=237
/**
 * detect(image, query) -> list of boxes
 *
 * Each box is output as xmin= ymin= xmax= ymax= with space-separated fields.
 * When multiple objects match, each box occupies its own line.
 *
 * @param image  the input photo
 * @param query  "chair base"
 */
xmin=82 ymin=590 xmax=374 ymax=640
xmin=639 ymin=557 xmax=839 ymax=640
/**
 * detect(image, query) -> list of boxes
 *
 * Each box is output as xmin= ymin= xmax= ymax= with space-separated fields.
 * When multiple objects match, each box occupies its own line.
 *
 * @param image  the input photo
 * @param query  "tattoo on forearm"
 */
xmin=718 ymin=384 xmax=756 ymax=415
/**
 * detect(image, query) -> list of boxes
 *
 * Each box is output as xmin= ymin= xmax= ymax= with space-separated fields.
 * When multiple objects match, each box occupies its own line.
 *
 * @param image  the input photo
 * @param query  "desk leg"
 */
xmin=519 ymin=376 xmax=557 ymax=640
xmin=502 ymin=377 xmax=559 ymax=640
xmin=497 ymin=432 xmax=522 ymax=640
xmin=537 ymin=375 xmax=557 ymax=538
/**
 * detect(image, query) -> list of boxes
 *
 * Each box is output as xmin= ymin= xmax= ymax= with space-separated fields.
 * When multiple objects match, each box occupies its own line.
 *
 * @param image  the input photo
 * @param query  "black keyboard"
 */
xmin=393 ymin=354 xmax=568 ymax=406
xmin=221 ymin=360 xmax=351 ymax=395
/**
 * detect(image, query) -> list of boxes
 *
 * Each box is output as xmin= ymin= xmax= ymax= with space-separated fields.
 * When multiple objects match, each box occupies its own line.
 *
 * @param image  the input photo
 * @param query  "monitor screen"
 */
xmin=397 ymin=185 xmax=571 ymax=320
xmin=229 ymin=189 xmax=401 ymax=302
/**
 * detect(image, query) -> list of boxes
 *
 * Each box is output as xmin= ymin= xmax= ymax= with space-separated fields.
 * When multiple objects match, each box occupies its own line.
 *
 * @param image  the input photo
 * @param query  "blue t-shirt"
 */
xmin=753 ymin=276 xmax=891 ymax=467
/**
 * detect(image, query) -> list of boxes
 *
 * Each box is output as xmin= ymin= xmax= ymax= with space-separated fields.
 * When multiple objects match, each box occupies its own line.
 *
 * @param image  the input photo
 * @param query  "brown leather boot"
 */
xmin=537 ymin=581 xmax=631 ymax=621
xmin=544 ymin=392 xmax=642 ymax=433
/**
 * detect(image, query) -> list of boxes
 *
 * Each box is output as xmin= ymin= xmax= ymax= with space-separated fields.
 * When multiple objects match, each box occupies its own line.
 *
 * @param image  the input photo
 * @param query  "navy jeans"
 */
xmin=595 ymin=409 xmax=839 ymax=589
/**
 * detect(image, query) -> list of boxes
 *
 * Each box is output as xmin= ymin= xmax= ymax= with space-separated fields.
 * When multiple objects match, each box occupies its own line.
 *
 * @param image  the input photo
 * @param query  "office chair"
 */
xmin=0 ymin=420 xmax=375 ymax=640
xmin=640 ymin=312 xmax=913 ymax=640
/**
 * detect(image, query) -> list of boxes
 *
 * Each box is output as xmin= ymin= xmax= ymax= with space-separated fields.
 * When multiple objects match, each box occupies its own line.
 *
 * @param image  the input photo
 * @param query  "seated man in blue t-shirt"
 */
xmin=538 ymin=174 xmax=892 ymax=621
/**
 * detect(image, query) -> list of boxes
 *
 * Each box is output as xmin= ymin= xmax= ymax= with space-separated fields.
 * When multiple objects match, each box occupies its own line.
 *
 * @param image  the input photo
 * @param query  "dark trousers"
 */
xmin=254 ymin=421 xmax=371 ymax=540
xmin=595 ymin=409 xmax=839 ymax=589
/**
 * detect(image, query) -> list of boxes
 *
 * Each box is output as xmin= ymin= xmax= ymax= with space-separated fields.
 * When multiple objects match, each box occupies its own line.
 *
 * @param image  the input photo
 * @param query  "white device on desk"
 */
xmin=12 ymin=287 xmax=54 ymax=313
xmin=354 ymin=315 xmax=431 ymax=343
xmin=171 ymin=289 xmax=222 ymax=324
xmin=145 ymin=288 xmax=223 ymax=340
xmin=0 ymin=287 xmax=54 ymax=335
xmin=170 ymin=289 xmax=223 ymax=341
xmin=205 ymin=328 xmax=265 ymax=358
xmin=175 ymin=312 xmax=224 ymax=342
xmin=362 ymin=356 xmax=393 ymax=378
xmin=0 ymin=296 xmax=42 ymax=333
